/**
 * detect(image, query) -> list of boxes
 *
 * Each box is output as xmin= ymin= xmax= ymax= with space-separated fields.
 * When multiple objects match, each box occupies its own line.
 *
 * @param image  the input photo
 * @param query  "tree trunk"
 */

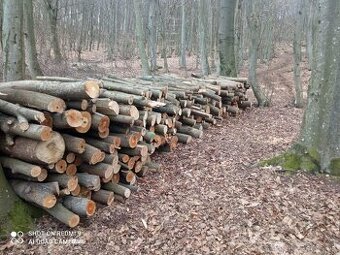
xmin=44 ymin=0 xmax=63 ymax=61
xmin=179 ymin=0 xmax=187 ymax=69
xmin=133 ymin=0 xmax=150 ymax=76
xmin=23 ymin=0 xmax=43 ymax=78
xmin=0 ymin=163 xmax=34 ymax=239
xmin=218 ymin=0 xmax=237 ymax=76
xmin=198 ymin=0 xmax=210 ymax=75
xmin=293 ymin=0 xmax=304 ymax=108
xmin=300 ymin=0 xmax=340 ymax=173
xmin=148 ymin=0 xmax=157 ymax=72
xmin=246 ymin=0 xmax=267 ymax=107
xmin=2 ymin=0 xmax=25 ymax=81
xmin=266 ymin=0 xmax=340 ymax=175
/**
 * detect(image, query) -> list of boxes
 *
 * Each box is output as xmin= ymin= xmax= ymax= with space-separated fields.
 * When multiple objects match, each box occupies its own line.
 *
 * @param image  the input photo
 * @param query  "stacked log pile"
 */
xmin=0 ymin=75 xmax=250 ymax=228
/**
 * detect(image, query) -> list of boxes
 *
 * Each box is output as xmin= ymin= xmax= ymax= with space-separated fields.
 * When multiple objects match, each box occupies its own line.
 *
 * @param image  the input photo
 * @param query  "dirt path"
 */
xmin=4 ymin=52 xmax=340 ymax=255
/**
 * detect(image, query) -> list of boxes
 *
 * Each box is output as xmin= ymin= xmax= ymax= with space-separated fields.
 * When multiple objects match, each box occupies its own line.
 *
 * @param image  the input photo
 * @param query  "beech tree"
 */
xmin=218 ymin=0 xmax=237 ymax=76
xmin=24 ymin=0 xmax=43 ymax=78
xmin=267 ymin=0 xmax=340 ymax=175
xmin=2 ymin=0 xmax=25 ymax=81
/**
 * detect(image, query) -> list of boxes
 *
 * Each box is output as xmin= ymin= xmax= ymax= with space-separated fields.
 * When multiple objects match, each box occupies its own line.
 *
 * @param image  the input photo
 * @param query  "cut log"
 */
xmin=66 ymin=100 xmax=89 ymax=111
xmin=81 ymin=144 xmax=103 ymax=165
xmin=49 ymin=159 xmax=67 ymax=174
xmin=78 ymin=163 xmax=114 ymax=179
xmin=0 ymin=88 xmax=66 ymax=113
xmin=155 ymin=124 xmax=168 ymax=135
xmin=102 ymin=153 xmax=119 ymax=167
xmin=91 ymin=189 xmax=114 ymax=206
xmin=85 ymin=137 xmax=116 ymax=154
xmin=91 ymin=112 xmax=110 ymax=133
xmin=66 ymin=164 xmax=77 ymax=176
xmin=61 ymin=134 xmax=86 ymax=154
xmin=129 ymin=126 xmax=147 ymax=136
xmin=0 ymin=156 xmax=42 ymax=177
xmin=45 ymin=202 xmax=80 ymax=228
xmin=176 ymin=133 xmax=193 ymax=144
xmin=70 ymin=184 xmax=81 ymax=196
xmin=0 ymin=98 xmax=46 ymax=124
xmin=177 ymin=126 xmax=203 ymax=138
xmin=120 ymin=170 xmax=136 ymax=184
xmin=46 ymin=174 xmax=78 ymax=191
xmin=2 ymin=80 xmax=101 ymax=99
xmin=10 ymin=180 xmax=57 ymax=208
xmin=102 ymin=182 xmax=131 ymax=198
xmin=95 ymin=98 xmax=120 ymax=116
xmin=75 ymin=111 xmax=92 ymax=133
xmin=100 ymin=90 xmax=133 ymax=105
xmin=109 ymin=133 xmax=137 ymax=148
xmin=52 ymin=110 xmax=84 ymax=128
xmin=76 ymin=173 xmax=101 ymax=191
xmin=119 ymin=105 xmax=139 ymax=120
xmin=62 ymin=196 xmax=96 ymax=217
xmin=111 ymin=173 xmax=120 ymax=183
xmin=109 ymin=115 xmax=134 ymax=126
xmin=144 ymin=131 xmax=155 ymax=143
xmin=0 ymin=131 xmax=65 ymax=164
xmin=119 ymin=145 xmax=148 ymax=157
xmin=119 ymin=153 xmax=130 ymax=163
xmin=65 ymin=152 xmax=76 ymax=163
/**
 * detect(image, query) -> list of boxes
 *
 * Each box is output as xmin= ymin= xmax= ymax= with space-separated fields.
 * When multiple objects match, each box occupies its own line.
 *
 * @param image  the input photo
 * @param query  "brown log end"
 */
xmin=66 ymin=164 xmax=77 ymax=176
xmin=31 ymin=166 xmax=42 ymax=177
xmin=66 ymin=110 xmax=84 ymax=127
xmin=54 ymin=159 xmax=67 ymax=173
xmin=86 ymin=200 xmax=97 ymax=216
xmin=67 ymin=176 xmax=79 ymax=191
xmin=75 ymin=111 xmax=92 ymax=133
xmin=43 ymin=194 xmax=57 ymax=209
xmin=84 ymin=80 xmax=101 ymax=99
xmin=40 ymin=126 xmax=53 ymax=141
xmin=68 ymin=215 xmax=80 ymax=228
xmin=48 ymin=98 xmax=66 ymax=113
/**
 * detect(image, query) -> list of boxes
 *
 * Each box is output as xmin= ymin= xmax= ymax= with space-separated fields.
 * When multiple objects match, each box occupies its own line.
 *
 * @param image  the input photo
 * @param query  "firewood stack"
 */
xmin=0 ymin=75 xmax=250 ymax=228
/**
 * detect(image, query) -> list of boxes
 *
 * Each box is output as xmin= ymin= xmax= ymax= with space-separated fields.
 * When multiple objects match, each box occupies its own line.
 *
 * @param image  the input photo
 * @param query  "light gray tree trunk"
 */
xmin=198 ymin=0 xmax=210 ymax=75
xmin=2 ymin=0 xmax=25 ymax=81
xmin=44 ymin=0 xmax=62 ymax=61
xmin=298 ymin=0 xmax=340 ymax=174
xmin=23 ymin=0 xmax=43 ymax=78
xmin=133 ymin=0 xmax=151 ymax=76
xmin=246 ymin=0 xmax=267 ymax=107
xmin=218 ymin=0 xmax=237 ymax=76
xmin=179 ymin=0 xmax=186 ymax=69
xmin=148 ymin=0 xmax=157 ymax=72
xmin=293 ymin=0 xmax=304 ymax=108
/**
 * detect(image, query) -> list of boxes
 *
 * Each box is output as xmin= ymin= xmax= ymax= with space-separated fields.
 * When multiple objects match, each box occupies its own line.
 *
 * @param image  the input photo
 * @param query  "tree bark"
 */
xmin=0 ymin=163 xmax=34 ymax=239
xmin=2 ymin=0 xmax=25 ymax=81
xmin=218 ymin=0 xmax=237 ymax=76
xmin=23 ymin=0 xmax=43 ymax=78
xmin=133 ymin=0 xmax=151 ymax=76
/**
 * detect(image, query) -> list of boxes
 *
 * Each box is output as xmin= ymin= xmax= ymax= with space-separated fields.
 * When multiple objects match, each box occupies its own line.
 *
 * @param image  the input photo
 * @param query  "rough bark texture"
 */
xmin=293 ymin=0 xmax=304 ymax=108
xmin=2 ymin=0 xmax=25 ymax=81
xmin=23 ymin=0 xmax=43 ymax=78
xmin=0 ymin=164 xmax=34 ymax=239
xmin=264 ymin=0 xmax=340 ymax=175
xmin=218 ymin=0 xmax=237 ymax=77
xmin=133 ymin=0 xmax=151 ymax=76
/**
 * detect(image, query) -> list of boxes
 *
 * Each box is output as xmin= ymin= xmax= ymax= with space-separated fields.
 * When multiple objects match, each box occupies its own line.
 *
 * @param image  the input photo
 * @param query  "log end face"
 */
xmin=43 ymin=195 xmax=57 ymax=209
xmin=68 ymin=214 xmax=80 ymax=228
xmin=85 ymin=80 xmax=101 ymax=99
xmin=86 ymin=200 xmax=96 ymax=217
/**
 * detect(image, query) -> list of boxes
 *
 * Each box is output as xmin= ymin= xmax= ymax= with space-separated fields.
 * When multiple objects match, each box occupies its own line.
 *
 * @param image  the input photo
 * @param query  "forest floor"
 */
xmin=2 ymin=47 xmax=340 ymax=255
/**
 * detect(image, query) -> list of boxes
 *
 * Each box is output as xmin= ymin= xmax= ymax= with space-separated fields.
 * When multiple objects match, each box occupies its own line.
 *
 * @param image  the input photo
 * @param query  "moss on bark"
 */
xmin=0 ymin=164 xmax=43 ymax=240
xmin=260 ymin=144 xmax=321 ymax=173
